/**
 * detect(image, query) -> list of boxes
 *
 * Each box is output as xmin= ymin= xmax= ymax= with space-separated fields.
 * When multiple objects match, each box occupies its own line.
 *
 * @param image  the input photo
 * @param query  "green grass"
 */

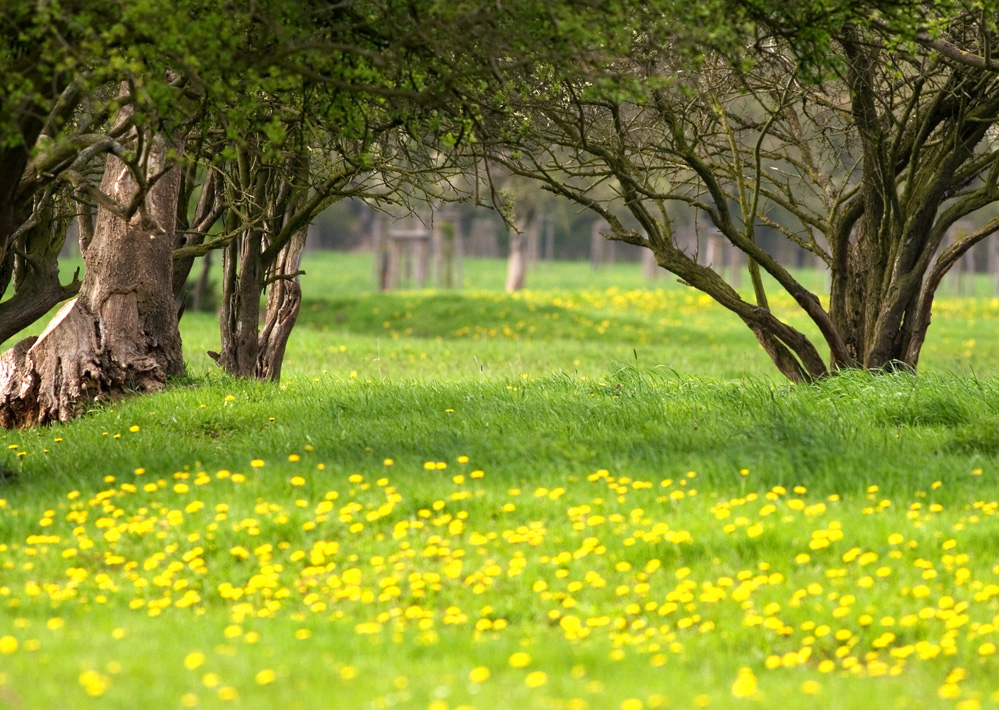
xmin=1 ymin=253 xmax=999 ymax=709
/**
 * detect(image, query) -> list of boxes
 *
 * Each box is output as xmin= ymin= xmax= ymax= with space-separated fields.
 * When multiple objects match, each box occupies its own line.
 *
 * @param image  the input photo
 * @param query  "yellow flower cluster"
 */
xmin=1 ymin=455 xmax=999 ymax=707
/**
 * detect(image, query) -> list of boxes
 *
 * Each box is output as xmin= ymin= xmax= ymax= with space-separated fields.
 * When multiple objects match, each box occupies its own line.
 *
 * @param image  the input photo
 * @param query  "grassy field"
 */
xmin=1 ymin=253 xmax=999 ymax=709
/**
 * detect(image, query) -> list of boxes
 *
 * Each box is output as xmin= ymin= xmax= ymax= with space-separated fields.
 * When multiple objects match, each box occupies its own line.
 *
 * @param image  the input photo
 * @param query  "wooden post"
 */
xmin=590 ymin=219 xmax=604 ymax=270
xmin=432 ymin=220 xmax=443 ymax=288
xmin=728 ymin=242 xmax=744 ymax=290
xmin=453 ymin=216 xmax=464 ymax=289
xmin=642 ymin=247 xmax=659 ymax=281
xmin=989 ymin=236 xmax=999 ymax=297
xmin=543 ymin=217 xmax=555 ymax=262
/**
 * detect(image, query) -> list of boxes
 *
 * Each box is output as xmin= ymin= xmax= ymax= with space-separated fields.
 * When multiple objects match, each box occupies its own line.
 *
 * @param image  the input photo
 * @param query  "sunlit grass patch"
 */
xmin=1 ymin=369 xmax=999 ymax=708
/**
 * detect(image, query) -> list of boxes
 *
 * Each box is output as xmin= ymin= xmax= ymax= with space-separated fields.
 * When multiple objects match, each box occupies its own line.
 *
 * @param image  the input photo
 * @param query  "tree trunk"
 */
xmin=0 ymin=200 xmax=81 ymax=343
xmin=0 ymin=137 xmax=184 ymax=427
xmin=216 ymin=227 xmax=262 ymax=377
xmin=506 ymin=230 xmax=526 ymax=292
xmin=256 ymin=227 xmax=306 ymax=381
xmin=190 ymin=252 xmax=214 ymax=313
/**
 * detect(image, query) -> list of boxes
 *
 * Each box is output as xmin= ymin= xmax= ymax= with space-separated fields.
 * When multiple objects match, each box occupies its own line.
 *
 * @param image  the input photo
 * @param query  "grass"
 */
xmin=1 ymin=253 xmax=999 ymax=709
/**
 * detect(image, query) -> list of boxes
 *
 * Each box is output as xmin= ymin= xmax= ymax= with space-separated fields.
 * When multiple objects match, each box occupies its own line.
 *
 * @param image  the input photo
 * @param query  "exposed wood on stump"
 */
xmin=0 ymin=138 xmax=184 ymax=428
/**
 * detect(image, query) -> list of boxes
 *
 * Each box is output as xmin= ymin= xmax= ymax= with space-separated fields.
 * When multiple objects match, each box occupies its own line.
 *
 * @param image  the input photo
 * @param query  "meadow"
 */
xmin=2 ymin=253 xmax=999 ymax=709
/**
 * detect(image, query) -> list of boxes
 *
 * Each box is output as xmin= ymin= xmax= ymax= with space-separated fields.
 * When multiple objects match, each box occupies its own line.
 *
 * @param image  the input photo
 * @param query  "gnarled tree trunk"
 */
xmin=0 ymin=136 xmax=184 ymax=427
xmin=256 ymin=226 xmax=306 ymax=381
xmin=0 ymin=199 xmax=82 ymax=343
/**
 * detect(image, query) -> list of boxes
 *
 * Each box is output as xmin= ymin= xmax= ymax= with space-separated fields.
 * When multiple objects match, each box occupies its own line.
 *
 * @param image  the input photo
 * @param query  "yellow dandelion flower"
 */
xmin=509 ymin=652 xmax=531 ymax=668
xmin=290 ymin=477 xmax=306 ymax=486
xmin=0 ymin=636 xmax=17 ymax=654
xmin=469 ymin=667 xmax=490 ymax=683
xmin=255 ymin=669 xmax=276 ymax=685
xmin=184 ymin=652 xmax=206 ymax=670
xmin=525 ymin=671 xmax=547 ymax=688
xmin=288 ymin=454 xmax=300 ymax=463
xmin=250 ymin=459 xmax=264 ymax=468
xmin=801 ymin=680 xmax=821 ymax=695
xmin=731 ymin=667 xmax=757 ymax=698
xmin=78 ymin=670 xmax=110 ymax=697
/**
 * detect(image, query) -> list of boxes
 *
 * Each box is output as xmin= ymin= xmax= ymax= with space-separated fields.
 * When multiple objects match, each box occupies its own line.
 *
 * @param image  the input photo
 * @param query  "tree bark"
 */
xmin=256 ymin=227 xmax=306 ymax=381
xmin=0 ymin=135 xmax=184 ymax=427
xmin=216 ymin=226 xmax=262 ymax=378
xmin=0 ymin=200 xmax=81 ymax=343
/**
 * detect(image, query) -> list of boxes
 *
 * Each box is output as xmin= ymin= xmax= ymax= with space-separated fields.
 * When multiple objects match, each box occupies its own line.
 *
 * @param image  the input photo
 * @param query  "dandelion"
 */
xmin=288 ymin=454 xmax=300 ymax=463
xmin=129 ymin=425 xmax=140 ymax=433
xmin=509 ymin=652 xmax=531 ymax=668
xmin=79 ymin=670 xmax=111 ymax=696
xmin=469 ymin=667 xmax=490 ymax=683
xmin=184 ymin=652 xmax=206 ymax=670
xmin=525 ymin=671 xmax=547 ymax=688
xmin=0 ymin=637 xmax=17 ymax=654
xmin=250 ymin=460 xmax=264 ymax=468
xmin=731 ymin=667 xmax=756 ymax=698
xmin=255 ymin=669 xmax=276 ymax=685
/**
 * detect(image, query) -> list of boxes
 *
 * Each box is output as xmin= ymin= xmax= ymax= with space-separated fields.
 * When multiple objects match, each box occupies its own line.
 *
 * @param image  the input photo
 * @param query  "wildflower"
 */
xmin=79 ymin=670 xmax=110 ymax=696
xmin=801 ymin=680 xmax=821 ymax=695
xmin=129 ymin=425 xmax=140 ymax=433
xmin=731 ymin=667 xmax=756 ymax=698
xmin=525 ymin=672 xmax=547 ymax=688
xmin=255 ymin=669 xmax=276 ymax=685
xmin=509 ymin=652 xmax=531 ymax=668
xmin=184 ymin=652 xmax=206 ymax=670
xmin=250 ymin=459 xmax=264 ymax=468
xmin=469 ymin=667 xmax=490 ymax=683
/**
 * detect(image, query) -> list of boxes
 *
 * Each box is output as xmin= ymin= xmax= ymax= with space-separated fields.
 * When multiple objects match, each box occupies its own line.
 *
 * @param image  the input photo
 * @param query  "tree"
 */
xmin=0 ymin=0 xmax=622 ymax=424
xmin=476 ymin=4 xmax=999 ymax=381
xmin=0 ymin=0 xmax=263 ymax=426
